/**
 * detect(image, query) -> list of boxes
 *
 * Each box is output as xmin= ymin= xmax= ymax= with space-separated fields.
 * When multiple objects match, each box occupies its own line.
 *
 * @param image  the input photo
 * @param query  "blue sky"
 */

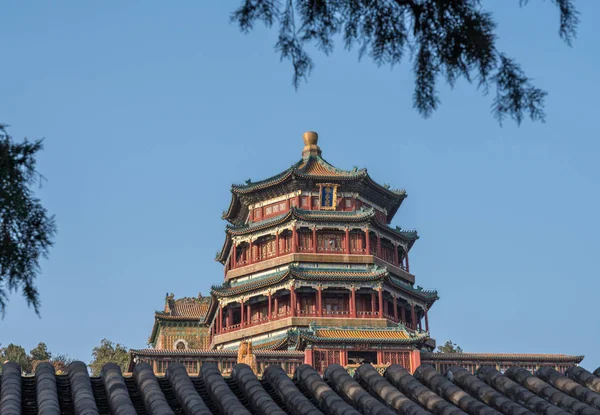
xmin=1 ymin=2 xmax=598 ymax=370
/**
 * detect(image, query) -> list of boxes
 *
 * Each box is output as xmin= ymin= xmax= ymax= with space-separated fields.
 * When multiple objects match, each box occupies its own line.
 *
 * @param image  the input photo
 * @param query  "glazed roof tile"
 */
xmin=154 ymin=296 xmax=212 ymax=322
xmin=3 ymin=360 xmax=598 ymax=414
xmin=420 ymin=352 xmax=585 ymax=362
xmin=300 ymin=325 xmax=429 ymax=344
xmin=231 ymin=156 xmax=367 ymax=194
xmin=211 ymin=265 xmax=390 ymax=297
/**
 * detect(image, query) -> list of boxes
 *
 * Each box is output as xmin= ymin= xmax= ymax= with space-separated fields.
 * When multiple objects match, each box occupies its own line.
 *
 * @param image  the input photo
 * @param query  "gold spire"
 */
xmin=302 ymin=131 xmax=321 ymax=159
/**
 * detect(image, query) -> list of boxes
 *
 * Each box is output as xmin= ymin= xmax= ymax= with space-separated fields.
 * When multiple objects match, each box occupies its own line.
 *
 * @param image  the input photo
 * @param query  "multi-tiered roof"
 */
xmin=209 ymin=132 xmax=437 ymax=370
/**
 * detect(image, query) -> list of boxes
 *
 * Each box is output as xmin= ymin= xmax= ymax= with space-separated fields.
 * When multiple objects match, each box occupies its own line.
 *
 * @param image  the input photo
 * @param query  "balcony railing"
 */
xmin=357 ymin=311 xmax=379 ymax=318
xmin=317 ymin=247 xmax=344 ymax=253
xmin=323 ymin=310 xmax=350 ymax=316
xmin=297 ymin=309 xmax=318 ymax=316
xmin=218 ymin=308 xmax=418 ymax=335
xmin=232 ymin=246 xmax=408 ymax=273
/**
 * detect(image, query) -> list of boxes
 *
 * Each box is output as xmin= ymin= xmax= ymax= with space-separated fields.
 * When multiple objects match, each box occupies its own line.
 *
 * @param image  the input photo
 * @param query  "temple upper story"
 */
xmin=217 ymin=132 xmax=420 ymax=282
xmin=222 ymin=131 xmax=407 ymax=226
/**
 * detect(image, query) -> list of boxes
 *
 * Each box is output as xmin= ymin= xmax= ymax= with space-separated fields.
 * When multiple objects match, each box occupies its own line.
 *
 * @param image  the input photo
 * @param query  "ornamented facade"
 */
xmin=209 ymin=131 xmax=435 ymax=373
xmin=131 ymin=131 xmax=583 ymax=376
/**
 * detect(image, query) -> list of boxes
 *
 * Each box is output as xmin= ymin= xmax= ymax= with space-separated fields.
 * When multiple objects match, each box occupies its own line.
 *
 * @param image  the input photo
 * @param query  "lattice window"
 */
xmin=317 ymin=233 xmax=343 ymax=252
xmin=314 ymin=350 xmax=341 ymax=373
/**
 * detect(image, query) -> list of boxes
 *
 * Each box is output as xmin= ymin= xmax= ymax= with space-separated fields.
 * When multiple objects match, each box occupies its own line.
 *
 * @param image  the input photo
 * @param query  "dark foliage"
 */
xmin=0 ymin=124 xmax=56 ymax=316
xmin=437 ymin=340 xmax=463 ymax=353
xmin=232 ymin=0 xmax=579 ymax=124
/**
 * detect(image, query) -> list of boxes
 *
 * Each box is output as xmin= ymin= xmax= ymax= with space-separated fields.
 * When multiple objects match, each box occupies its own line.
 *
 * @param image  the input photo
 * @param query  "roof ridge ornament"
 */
xmin=302 ymin=131 xmax=321 ymax=159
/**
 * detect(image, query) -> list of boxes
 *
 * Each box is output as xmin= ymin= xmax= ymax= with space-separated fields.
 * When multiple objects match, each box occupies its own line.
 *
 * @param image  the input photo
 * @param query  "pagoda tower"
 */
xmin=211 ymin=132 xmax=438 ymax=373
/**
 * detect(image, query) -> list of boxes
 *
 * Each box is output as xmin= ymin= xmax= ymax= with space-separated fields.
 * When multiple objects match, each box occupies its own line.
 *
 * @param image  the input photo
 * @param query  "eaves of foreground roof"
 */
xmin=3 ymin=360 xmax=600 ymax=415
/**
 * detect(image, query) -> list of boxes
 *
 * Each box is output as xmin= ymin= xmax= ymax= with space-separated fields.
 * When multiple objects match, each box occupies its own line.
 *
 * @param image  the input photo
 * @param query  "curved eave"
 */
xmin=211 ymin=270 xmax=289 ymax=297
xmin=230 ymin=156 xmax=367 ymax=195
xmin=216 ymin=233 xmax=232 ymax=265
xmin=211 ymin=266 xmax=388 ymax=297
xmin=373 ymin=218 xmax=419 ymax=247
xmin=385 ymin=275 xmax=439 ymax=304
xmin=221 ymin=193 xmax=242 ymax=223
xmin=231 ymin=163 xmax=300 ymax=194
xmin=363 ymin=174 xmax=407 ymax=221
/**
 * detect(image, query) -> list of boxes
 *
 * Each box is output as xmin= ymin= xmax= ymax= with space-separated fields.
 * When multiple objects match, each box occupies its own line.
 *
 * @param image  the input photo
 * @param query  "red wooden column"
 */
xmin=232 ymin=243 xmax=237 ymax=268
xmin=317 ymin=285 xmax=322 ymax=317
xmin=290 ymin=285 xmax=297 ymax=317
xmin=411 ymin=303 xmax=416 ymax=329
xmin=248 ymin=240 xmax=253 ymax=264
xmin=226 ymin=308 xmax=233 ymax=328
xmin=240 ymin=299 xmax=245 ymax=326
xmin=351 ymin=287 xmax=357 ymax=318
xmin=393 ymin=243 xmax=399 ymax=266
xmin=218 ymin=305 xmax=223 ymax=334
xmin=268 ymin=292 xmax=272 ymax=321
xmin=291 ymin=225 xmax=297 ymax=253
xmin=275 ymin=232 xmax=280 ymax=256
xmin=378 ymin=288 xmax=383 ymax=317
xmin=371 ymin=292 xmax=376 ymax=314
xmin=401 ymin=306 xmax=406 ymax=324
xmin=425 ymin=309 xmax=429 ymax=332
xmin=365 ymin=228 xmax=371 ymax=254
xmin=247 ymin=304 xmax=251 ymax=325
xmin=312 ymin=227 xmax=317 ymax=253
xmin=393 ymin=296 xmax=398 ymax=322
xmin=377 ymin=234 xmax=381 ymax=258
xmin=274 ymin=296 xmax=279 ymax=318
xmin=345 ymin=227 xmax=350 ymax=254
xmin=405 ymin=251 xmax=410 ymax=272
xmin=295 ymin=194 xmax=300 ymax=208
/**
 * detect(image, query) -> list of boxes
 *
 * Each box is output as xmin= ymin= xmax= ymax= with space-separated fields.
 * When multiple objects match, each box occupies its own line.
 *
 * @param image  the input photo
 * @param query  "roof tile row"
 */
xmin=2 ymin=361 xmax=600 ymax=414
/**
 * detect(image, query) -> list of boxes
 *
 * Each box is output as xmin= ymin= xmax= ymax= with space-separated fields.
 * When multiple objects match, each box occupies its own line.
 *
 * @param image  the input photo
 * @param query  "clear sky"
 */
xmin=1 ymin=2 xmax=598 ymax=370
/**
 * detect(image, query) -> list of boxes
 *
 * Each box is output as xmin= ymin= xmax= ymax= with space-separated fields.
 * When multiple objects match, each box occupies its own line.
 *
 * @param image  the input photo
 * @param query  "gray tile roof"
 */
xmin=1 ymin=360 xmax=599 ymax=414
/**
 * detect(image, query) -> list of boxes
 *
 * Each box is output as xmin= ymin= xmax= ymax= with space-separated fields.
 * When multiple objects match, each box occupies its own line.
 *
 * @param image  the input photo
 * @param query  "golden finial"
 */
xmin=302 ymin=131 xmax=321 ymax=159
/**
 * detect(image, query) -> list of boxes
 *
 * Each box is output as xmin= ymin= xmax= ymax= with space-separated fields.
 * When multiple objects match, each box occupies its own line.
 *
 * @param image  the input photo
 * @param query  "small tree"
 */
xmin=0 ymin=343 xmax=32 ymax=373
xmin=30 ymin=342 xmax=52 ymax=361
xmin=437 ymin=340 xmax=463 ymax=353
xmin=89 ymin=338 xmax=130 ymax=376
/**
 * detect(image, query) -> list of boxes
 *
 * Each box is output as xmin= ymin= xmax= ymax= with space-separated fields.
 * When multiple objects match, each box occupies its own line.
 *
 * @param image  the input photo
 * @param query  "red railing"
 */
xmin=218 ymin=308 xmax=414 ymax=335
